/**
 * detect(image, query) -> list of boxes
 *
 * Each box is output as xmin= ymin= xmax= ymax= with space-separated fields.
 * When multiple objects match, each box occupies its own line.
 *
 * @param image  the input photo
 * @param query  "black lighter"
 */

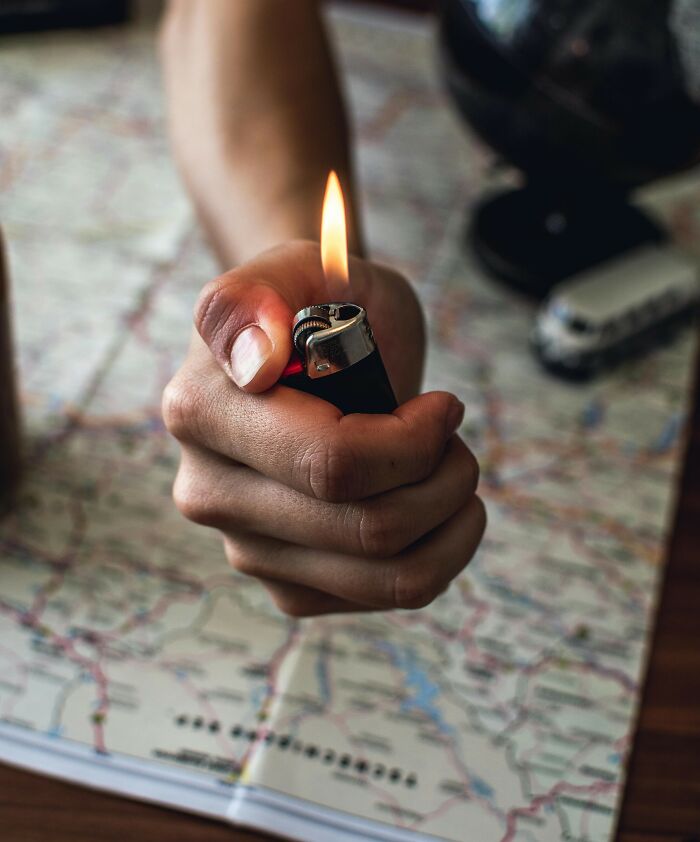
xmin=280 ymin=302 xmax=397 ymax=415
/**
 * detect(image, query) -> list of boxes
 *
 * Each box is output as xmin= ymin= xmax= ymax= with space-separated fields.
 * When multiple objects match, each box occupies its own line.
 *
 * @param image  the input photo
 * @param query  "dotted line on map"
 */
xmin=174 ymin=714 xmax=418 ymax=787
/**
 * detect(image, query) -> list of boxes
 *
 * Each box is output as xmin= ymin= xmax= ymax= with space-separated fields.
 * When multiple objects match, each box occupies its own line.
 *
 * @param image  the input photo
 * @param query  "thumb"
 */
xmin=195 ymin=274 xmax=294 ymax=393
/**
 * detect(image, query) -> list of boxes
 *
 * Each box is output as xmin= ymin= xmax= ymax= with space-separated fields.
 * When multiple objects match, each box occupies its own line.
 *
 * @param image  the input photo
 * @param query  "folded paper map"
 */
xmin=0 ymin=7 xmax=698 ymax=841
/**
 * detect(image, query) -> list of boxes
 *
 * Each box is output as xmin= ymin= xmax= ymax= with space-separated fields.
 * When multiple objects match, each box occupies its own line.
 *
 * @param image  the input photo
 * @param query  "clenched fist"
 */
xmin=163 ymin=242 xmax=485 ymax=616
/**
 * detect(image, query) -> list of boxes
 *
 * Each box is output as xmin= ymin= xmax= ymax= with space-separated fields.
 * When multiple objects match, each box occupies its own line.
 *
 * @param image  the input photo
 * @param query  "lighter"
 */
xmin=281 ymin=302 xmax=397 ymax=415
xmin=279 ymin=171 xmax=398 ymax=415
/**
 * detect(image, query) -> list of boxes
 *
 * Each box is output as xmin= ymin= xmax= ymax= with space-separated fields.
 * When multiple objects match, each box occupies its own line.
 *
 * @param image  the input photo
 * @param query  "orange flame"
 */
xmin=321 ymin=170 xmax=349 ymax=288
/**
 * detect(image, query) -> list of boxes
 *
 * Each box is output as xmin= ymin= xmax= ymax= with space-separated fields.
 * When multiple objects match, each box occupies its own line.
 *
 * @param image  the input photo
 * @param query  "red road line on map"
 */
xmin=316 ymin=700 xmax=410 ymax=829
xmin=264 ymin=621 xmax=411 ymax=827
xmin=499 ymin=780 xmax=618 ymax=842
xmin=172 ymin=670 xmax=239 ymax=762
xmin=230 ymin=625 xmax=303 ymax=780
xmin=23 ymin=495 xmax=87 ymax=626
xmin=0 ymin=598 xmax=109 ymax=751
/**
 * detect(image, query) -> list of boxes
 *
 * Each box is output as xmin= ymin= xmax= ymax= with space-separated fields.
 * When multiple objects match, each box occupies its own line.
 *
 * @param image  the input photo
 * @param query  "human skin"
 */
xmin=159 ymin=2 xmax=486 ymax=616
xmin=159 ymin=0 xmax=364 ymax=265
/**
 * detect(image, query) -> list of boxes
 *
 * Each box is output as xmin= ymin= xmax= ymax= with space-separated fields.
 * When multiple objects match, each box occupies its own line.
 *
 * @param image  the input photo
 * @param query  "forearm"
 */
xmin=160 ymin=0 xmax=362 ymax=267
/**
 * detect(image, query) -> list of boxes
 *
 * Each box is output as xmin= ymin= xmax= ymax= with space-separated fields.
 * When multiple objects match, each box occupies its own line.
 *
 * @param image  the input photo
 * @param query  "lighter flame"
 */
xmin=321 ymin=170 xmax=349 ymax=288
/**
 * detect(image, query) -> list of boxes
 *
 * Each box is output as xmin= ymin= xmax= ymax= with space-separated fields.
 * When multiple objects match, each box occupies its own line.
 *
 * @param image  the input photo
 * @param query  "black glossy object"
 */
xmin=440 ymin=0 xmax=700 ymax=297
xmin=282 ymin=349 xmax=397 ymax=416
xmin=470 ymin=185 xmax=665 ymax=300
xmin=0 ymin=0 xmax=129 ymax=33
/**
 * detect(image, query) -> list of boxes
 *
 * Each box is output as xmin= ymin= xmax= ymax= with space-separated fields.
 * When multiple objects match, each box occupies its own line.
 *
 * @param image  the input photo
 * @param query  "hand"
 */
xmin=163 ymin=242 xmax=485 ymax=616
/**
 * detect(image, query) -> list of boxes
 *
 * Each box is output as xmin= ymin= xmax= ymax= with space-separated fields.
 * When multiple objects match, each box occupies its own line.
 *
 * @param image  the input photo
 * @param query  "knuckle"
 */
xmin=172 ymin=467 xmax=210 ymax=525
xmin=223 ymin=538 xmax=260 ymax=577
xmin=391 ymin=563 xmax=443 ymax=611
xmin=299 ymin=436 xmax=359 ymax=503
xmin=222 ymin=536 xmax=238 ymax=566
xmin=462 ymin=445 xmax=480 ymax=496
xmin=194 ymin=278 xmax=235 ymax=352
xmin=473 ymin=494 xmax=487 ymax=536
xmin=161 ymin=374 xmax=202 ymax=441
xmin=357 ymin=500 xmax=406 ymax=558
xmin=447 ymin=437 xmax=481 ymax=498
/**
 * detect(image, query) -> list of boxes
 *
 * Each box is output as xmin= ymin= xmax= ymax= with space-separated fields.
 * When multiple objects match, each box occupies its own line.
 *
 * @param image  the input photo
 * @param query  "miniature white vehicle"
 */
xmin=532 ymin=245 xmax=699 ymax=377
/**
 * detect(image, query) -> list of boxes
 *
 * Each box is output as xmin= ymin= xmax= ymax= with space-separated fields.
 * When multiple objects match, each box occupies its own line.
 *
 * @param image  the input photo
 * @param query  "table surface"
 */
xmin=2 ymin=354 xmax=699 ymax=841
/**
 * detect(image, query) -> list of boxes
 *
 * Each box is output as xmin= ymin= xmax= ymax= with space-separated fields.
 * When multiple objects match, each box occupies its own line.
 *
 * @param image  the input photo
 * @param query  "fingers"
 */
xmin=194 ymin=241 xmax=330 ymax=392
xmin=223 ymin=495 xmax=487 ymax=611
xmin=196 ymin=276 xmax=294 ymax=393
xmin=170 ymin=240 xmax=485 ymax=619
xmin=192 ymin=240 xmax=424 ymax=400
xmin=174 ymin=436 xmax=479 ymax=558
xmin=256 ymin=578 xmax=373 ymax=618
xmin=164 ymin=362 xmax=464 ymax=502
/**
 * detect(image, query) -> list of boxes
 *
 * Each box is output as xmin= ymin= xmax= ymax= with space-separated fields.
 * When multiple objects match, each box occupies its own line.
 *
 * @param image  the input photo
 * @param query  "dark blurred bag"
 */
xmin=0 ymin=0 xmax=129 ymax=34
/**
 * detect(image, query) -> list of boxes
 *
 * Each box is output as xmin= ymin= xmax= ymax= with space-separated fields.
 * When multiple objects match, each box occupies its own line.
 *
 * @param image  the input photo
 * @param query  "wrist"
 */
xmin=181 ymin=150 xmax=364 ymax=268
xmin=184 ymin=162 xmax=322 ymax=267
